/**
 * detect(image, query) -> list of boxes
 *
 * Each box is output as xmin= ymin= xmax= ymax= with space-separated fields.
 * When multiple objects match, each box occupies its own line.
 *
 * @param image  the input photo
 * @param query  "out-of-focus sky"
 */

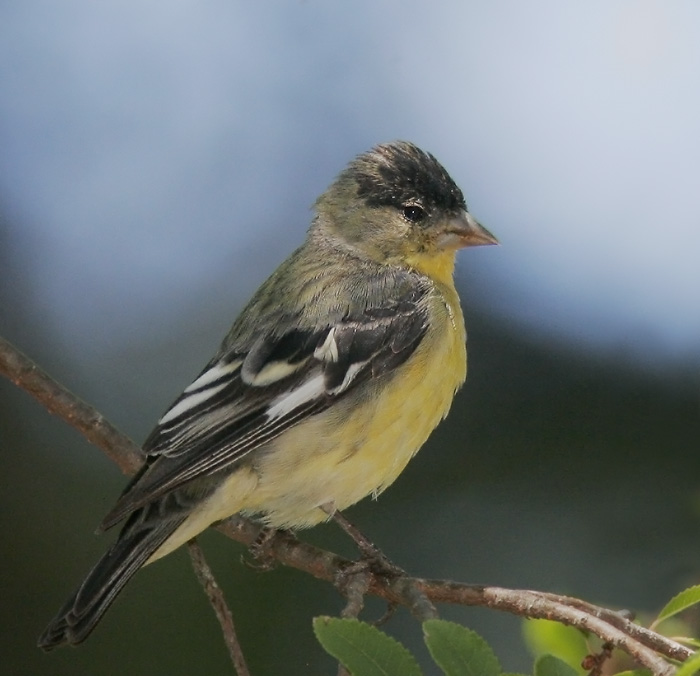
xmin=1 ymin=1 xmax=699 ymax=363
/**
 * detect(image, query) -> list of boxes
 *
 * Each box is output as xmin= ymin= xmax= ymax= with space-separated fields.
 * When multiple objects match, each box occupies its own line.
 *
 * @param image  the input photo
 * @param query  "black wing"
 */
xmin=100 ymin=285 xmax=431 ymax=530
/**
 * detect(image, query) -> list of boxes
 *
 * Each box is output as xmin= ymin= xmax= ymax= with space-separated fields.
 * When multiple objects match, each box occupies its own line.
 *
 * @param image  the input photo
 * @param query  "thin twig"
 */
xmin=420 ymin=581 xmax=679 ymax=676
xmin=1 ymin=335 xmax=693 ymax=676
xmin=582 ymin=641 xmax=614 ymax=676
xmin=338 ymin=568 xmax=370 ymax=619
xmin=335 ymin=560 xmax=364 ymax=676
xmin=187 ymin=539 xmax=250 ymax=676
xmin=0 ymin=336 xmax=143 ymax=474
xmin=393 ymin=576 xmax=439 ymax=622
xmin=538 ymin=593 xmax=692 ymax=662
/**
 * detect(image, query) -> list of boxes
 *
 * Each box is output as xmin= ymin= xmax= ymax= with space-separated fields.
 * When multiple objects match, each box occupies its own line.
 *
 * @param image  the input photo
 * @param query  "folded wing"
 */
xmin=100 ymin=284 xmax=431 ymax=530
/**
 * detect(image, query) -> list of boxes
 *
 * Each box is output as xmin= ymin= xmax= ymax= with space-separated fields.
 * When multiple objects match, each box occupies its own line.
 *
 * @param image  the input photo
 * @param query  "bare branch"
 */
xmin=187 ymin=540 xmax=250 ymax=676
xmin=420 ymin=582 xmax=680 ymax=676
xmin=1 ymin=335 xmax=693 ymax=676
xmin=0 ymin=335 xmax=143 ymax=475
xmin=215 ymin=518 xmax=690 ymax=674
xmin=538 ymin=593 xmax=693 ymax=663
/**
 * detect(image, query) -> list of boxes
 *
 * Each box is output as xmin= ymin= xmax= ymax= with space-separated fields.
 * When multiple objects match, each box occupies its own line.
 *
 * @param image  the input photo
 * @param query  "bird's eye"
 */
xmin=402 ymin=204 xmax=426 ymax=223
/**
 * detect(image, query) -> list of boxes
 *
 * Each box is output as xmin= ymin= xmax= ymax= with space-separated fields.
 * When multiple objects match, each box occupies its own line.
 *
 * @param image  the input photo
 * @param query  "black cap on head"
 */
xmin=347 ymin=141 xmax=467 ymax=215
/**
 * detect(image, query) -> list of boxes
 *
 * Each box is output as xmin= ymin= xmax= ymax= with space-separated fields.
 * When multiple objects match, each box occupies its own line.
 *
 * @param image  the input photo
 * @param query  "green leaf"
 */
xmin=534 ymin=654 xmax=579 ymax=676
xmin=422 ymin=619 xmax=501 ymax=676
xmin=675 ymin=651 xmax=700 ymax=676
xmin=313 ymin=616 xmax=422 ymax=676
xmin=654 ymin=585 xmax=700 ymax=627
xmin=611 ymin=670 xmax=652 ymax=676
xmin=522 ymin=619 xmax=587 ymax=673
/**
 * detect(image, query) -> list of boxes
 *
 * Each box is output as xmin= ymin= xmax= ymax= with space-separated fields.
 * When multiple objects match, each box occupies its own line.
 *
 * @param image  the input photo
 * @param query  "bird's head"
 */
xmin=314 ymin=141 xmax=497 ymax=282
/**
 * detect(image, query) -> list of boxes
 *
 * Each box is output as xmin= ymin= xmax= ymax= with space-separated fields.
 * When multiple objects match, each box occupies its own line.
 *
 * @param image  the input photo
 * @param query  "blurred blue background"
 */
xmin=1 ymin=2 xmax=698 ymax=674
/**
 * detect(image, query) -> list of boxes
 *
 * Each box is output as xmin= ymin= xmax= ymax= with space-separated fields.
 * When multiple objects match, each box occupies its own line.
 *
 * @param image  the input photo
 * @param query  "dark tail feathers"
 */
xmin=38 ymin=516 xmax=181 ymax=650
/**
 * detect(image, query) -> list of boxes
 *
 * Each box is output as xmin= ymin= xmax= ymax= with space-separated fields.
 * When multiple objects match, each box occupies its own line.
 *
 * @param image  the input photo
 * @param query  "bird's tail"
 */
xmin=37 ymin=508 xmax=185 ymax=650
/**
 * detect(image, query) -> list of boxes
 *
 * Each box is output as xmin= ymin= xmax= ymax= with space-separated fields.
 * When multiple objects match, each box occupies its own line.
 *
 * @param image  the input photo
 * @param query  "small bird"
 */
xmin=38 ymin=141 xmax=497 ymax=649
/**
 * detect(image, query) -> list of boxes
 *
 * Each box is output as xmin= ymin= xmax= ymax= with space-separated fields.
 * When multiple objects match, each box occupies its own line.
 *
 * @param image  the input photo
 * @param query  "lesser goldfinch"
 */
xmin=38 ymin=141 xmax=497 ymax=649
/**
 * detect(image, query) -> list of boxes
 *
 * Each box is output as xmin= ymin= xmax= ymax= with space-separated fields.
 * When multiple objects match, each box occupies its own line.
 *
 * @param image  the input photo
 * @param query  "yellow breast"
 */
xmin=243 ymin=286 xmax=467 ymax=528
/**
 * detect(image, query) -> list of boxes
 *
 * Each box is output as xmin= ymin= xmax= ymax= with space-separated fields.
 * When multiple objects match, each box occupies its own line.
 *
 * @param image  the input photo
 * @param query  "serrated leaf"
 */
xmin=534 ymin=654 xmax=579 ymax=676
xmin=654 ymin=585 xmax=700 ymax=627
xmin=522 ymin=619 xmax=587 ymax=673
xmin=422 ymin=619 xmax=501 ymax=676
xmin=675 ymin=651 xmax=700 ymax=676
xmin=313 ymin=616 xmax=422 ymax=676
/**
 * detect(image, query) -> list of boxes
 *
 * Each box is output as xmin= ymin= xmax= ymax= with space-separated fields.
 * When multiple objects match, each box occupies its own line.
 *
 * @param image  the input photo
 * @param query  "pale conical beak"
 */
xmin=437 ymin=210 xmax=499 ymax=250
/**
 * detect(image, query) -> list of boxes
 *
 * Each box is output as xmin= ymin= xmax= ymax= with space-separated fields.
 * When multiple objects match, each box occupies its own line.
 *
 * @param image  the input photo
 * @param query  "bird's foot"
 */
xmin=326 ymin=509 xmax=405 ymax=622
xmin=244 ymin=525 xmax=287 ymax=571
xmin=324 ymin=506 xmax=405 ymax=579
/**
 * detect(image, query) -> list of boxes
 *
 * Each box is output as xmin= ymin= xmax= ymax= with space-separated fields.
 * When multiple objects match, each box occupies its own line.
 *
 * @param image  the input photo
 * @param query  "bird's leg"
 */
xmin=322 ymin=505 xmax=405 ymax=577
xmin=321 ymin=505 xmax=416 ymax=626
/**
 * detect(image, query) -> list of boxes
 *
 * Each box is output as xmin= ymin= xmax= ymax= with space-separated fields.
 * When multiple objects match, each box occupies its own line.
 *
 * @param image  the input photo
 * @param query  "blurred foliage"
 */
xmin=522 ymin=620 xmax=588 ymax=675
xmin=1 ymin=212 xmax=699 ymax=675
